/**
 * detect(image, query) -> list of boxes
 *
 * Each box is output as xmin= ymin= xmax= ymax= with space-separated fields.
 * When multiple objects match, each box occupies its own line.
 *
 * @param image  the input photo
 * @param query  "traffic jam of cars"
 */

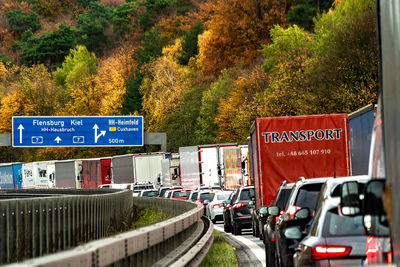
xmin=120 ymin=105 xmax=386 ymax=267
xmin=1 ymin=103 xmax=385 ymax=266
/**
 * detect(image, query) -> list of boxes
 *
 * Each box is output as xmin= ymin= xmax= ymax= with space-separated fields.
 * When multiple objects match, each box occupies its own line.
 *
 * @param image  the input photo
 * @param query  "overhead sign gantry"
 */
xmin=12 ymin=116 xmax=143 ymax=147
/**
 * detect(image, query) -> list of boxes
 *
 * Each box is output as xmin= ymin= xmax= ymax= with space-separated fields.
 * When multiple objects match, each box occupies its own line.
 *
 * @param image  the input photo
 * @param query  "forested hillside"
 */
xmin=0 ymin=0 xmax=378 ymax=161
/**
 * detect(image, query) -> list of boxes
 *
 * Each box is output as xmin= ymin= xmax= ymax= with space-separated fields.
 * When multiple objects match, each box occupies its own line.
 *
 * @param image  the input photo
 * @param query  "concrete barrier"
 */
xmin=0 ymin=189 xmax=132 ymax=265
xmin=6 ymin=197 xmax=210 ymax=267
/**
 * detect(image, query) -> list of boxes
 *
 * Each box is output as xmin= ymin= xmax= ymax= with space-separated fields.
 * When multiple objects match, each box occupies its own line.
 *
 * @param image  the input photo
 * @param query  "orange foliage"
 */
xmin=99 ymin=0 xmax=126 ymax=7
xmin=196 ymin=0 xmax=290 ymax=76
xmin=0 ymin=91 xmax=24 ymax=133
xmin=96 ymin=42 xmax=137 ymax=114
xmin=215 ymin=63 xmax=269 ymax=142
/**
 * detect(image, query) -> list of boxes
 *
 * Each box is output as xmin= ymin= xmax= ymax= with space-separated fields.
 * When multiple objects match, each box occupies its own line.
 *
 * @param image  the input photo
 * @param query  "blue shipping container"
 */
xmin=0 ymin=165 xmax=16 ymax=188
xmin=13 ymin=164 xmax=22 ymax=189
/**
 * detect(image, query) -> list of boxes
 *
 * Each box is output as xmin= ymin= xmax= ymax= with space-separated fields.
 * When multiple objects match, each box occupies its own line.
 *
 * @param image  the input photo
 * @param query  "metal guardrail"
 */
xmin=7 ymin=197 xmax=213 ymax=267
xmin=0 ymin=189 xmax=132 ymax=265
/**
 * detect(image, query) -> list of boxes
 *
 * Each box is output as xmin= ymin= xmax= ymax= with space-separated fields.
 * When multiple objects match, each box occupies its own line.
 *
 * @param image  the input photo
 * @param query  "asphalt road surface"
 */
xmin=214 ymin=222 xmax=266 ymax=267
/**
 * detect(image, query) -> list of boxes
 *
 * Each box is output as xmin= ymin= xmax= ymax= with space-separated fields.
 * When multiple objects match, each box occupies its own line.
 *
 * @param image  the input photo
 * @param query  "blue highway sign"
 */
xmin=12 ymin=116 xmax=143 ymax=147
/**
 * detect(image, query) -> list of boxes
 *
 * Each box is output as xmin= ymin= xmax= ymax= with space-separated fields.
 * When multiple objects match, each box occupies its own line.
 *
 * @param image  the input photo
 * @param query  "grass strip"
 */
xmin=199 ymin=230 xmax=238 ymax=267
xmin=132 ymin=208 xmax=174 ymax=229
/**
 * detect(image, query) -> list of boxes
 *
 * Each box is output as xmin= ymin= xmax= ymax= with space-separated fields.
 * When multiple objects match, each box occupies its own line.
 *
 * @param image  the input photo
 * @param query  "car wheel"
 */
xmin=224 ymin=221 xmax=231 ymax=233
xmin=233 ymin=223 xmax=241 ymax=235
xmin=266 ymin=243 xmax=275 ymax=267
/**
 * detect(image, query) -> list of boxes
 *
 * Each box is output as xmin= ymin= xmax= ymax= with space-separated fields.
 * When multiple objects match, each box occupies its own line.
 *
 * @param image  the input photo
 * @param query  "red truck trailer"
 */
xmin=250 ymin=114 xmax=351 ymax=209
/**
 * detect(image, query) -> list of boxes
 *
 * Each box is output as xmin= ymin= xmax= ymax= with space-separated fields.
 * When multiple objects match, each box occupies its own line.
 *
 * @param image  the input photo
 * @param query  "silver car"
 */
xmin=291 ymin=176 xmax=368 ymax=267
xmin=205 ymin=190 xmax=233 ymax=223
xmin=292 ymin=198 xmax=366 ymax=267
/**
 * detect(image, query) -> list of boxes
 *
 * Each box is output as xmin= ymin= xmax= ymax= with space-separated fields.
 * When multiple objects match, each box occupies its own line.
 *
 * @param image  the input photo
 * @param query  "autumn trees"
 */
xmin=0 ymin=0 xmax=379 ymax=160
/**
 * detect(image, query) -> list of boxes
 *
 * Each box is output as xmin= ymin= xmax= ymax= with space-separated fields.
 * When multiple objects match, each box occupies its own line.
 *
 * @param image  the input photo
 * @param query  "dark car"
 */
xmin=223 ymin=191 xmax=237 ymax=233
xmin=252 ymin=181 xmax=294 ymax=238
xmin=262 ymin=182 xmax=295 ymax=267
xmin=229 ymin=185 xmax=255 ymax=235
xmin=274 ymin=177 xmax=329 ymax=267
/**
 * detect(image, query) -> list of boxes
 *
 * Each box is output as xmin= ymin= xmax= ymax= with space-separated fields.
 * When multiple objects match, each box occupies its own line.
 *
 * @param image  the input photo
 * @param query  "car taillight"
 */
xmin=233 ymin=202 xmax=248 ymax=209
xmin=287 ymin=205 xmax=301 ymax=218
xmin=311 ymin=245 xmax=352 ymax=261
xmin=213 ymin=204 xmax=221 ymax=208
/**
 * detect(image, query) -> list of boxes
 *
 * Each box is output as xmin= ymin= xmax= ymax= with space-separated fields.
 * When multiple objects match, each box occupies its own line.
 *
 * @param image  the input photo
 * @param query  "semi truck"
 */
xmin=54 ymin=160 xmax=81 ymax=188
xmin=111 ymin=153 xmax=166 ymax=186
xmin=161 ymin=154 xmax=180 ymax=187
xmin=348 ymin=104 xmax=375 ymax=175
xmin=0 ymin=163 xmax=22 ymax=188
xmin=250 ymin=114 xmax=351 ymax=210
xmin=222 ymin=147 xmax=243 ymax=189
xmin=338 ymin=1 xmax=400 ymax=264
xmin=178 ymin=146 xmax=201 ymax=189
xmin=198 ymin=144 xmax=237 ymax=187
xmin=133 ymin=153 xmax=165 ymax=185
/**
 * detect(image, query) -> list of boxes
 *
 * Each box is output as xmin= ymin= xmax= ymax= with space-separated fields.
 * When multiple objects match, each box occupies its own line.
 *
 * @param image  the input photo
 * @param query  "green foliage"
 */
xmin=262 ymin=25 xmax=314 ymax=73
xmin=76 ymin=0 xmax=98 ymax=8
xmin=143 ymin=0 xmax=177 ymax=13
xmin=121 ymin=73 xmax=143 ymax=114
xmin=287 ymin=0 xmax=334 ymax=31
xmin=76 ymin=2 xmax=112 ymax=52
xmin=176 ymin=0 xmax=195 ymax=16
xmin=162 ymin=84 xmax=205 ymax=151
xmin=134 ymin=27 xmax=169 ymax=65
xmin=178 ymin=21 xmax=203 ymax=65
xmin=54 ymin=45 xmax=97 ymax=87
xmin=6 ymin=9 xmax=41 ymax=36
xmin=131 ymin=208 xmax=173 ymax=229
xmin=112 ymin=2 xmax=135 ymax=35
xmin=199 ymin=231 xmax=238 ymax=267
xmin=0 ymin=54 xmax=12 ymax=65
xmin=195 ymin=70 xmax=236 ymax=144
xmin=13 ymin=25 xmax=77 ymax=68
xmin=309 ymin=0 xmax=378 ymax=113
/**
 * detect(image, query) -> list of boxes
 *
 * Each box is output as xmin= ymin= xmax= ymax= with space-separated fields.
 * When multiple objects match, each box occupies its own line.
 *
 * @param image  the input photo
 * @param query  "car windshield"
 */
xmin=190 ymin=192 xmax=198 ymax=200
xmin=276 ymin=188 xmax=292 ymax=210
xmin=173 ymin=191 xmax=190 ymax=198
xmin=159 ymin=188 xmax=169 ymax=197
xmin=294 ymin=183 xmax=323 ymax=211
xmin=323 ymin=208 xmax=364 ymax=237
xmin=216 ymin=194 xmax=230 ymax=201
xmin=142 ymin=191 xmax=158 ymax=197
xmin=239 ymin=188 xmax=254 ymax=201
xmin=200 ymin=193 xmax=215 ymax=201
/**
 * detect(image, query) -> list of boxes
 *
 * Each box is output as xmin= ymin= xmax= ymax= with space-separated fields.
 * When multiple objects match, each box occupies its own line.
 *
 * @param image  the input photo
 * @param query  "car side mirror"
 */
xmin=362 ymin=179 xmax=390 ymax=237
xmin=294 ymin=208 xmax=310 ymax=220
xmin=268 ymin=206 xmax=280 ymax=216
xmin=283 ymin=226 xmax=303 ymax=240
xmin=259 ymin=206 xmax=269 ymax=215
xmin=340 ymin=181 xmax=361 ymax=216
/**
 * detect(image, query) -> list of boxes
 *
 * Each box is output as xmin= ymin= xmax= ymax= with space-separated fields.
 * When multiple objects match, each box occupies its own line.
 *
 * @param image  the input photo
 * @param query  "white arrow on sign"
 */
xmin=54 ymin=136 xmax=62 ymax=144
xmin=93 ymin=124 xmax=106 ymax=143
xmin=18 ymin=124 xmax=24 ymax=144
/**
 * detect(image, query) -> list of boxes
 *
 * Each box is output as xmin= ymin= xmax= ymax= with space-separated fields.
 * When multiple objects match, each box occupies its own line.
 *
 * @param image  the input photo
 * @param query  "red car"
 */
xmin=170 ymin=189 xmax=191 ymax=200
